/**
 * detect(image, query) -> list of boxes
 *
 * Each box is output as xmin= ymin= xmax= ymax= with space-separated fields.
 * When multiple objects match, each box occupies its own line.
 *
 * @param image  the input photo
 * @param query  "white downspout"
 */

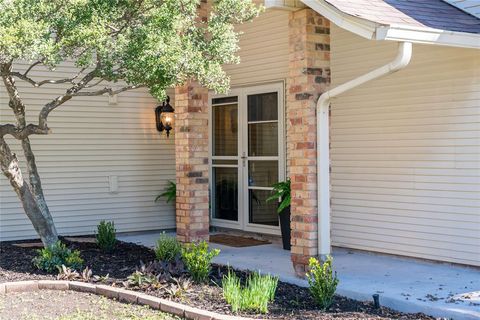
xmin=317 ymin=41 xmax=413 ymax=257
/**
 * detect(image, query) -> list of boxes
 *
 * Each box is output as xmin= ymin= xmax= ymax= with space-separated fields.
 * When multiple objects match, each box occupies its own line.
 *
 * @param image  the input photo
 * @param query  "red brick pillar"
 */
xmin=174 ymin=83 xmax=210 ymax=243
xmin=287 ymin=9 xmax=330 ymax=276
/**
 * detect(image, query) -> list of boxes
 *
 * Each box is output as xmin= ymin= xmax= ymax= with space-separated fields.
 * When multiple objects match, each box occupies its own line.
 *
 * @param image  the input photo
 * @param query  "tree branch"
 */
xmin=0 ymin=124 xmax=50 ymax=139
xmin=84 ymin=78 xmax=105 ymax=88
xmin=38 ymin=64 xmax=101 ymax=128
xmin=9 ymin=67 xmax=88 ymax=88
xmin=24 ymin=61 xmax=42 ymax=77
xmin=72 ymin=85 xmax=144 ymax=96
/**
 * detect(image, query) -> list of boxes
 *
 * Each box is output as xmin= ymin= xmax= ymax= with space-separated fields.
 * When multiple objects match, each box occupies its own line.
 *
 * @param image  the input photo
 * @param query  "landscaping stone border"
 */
xmin=0 ymin=280 xmax=253 ymax=320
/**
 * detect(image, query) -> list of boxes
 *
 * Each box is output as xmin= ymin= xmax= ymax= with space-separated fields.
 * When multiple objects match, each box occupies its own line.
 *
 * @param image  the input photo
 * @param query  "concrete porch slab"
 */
xmin=118 ymin=231 xmax=480 ymax=320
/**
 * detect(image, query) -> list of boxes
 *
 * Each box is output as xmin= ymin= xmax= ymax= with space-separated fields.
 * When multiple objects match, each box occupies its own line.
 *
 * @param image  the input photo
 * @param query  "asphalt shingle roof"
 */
xmin=324 ymin=0 xmax=480 ymax=34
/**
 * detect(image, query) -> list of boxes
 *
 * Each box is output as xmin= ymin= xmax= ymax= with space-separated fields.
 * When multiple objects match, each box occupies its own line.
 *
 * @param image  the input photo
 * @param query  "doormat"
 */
xmin=209 ymin=234 xmax=270 ymax=247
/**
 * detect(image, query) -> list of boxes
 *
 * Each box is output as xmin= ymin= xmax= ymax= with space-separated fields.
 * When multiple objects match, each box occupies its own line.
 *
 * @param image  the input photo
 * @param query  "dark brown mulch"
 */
xmin=0 ymin=238 xmax=437 ymax=320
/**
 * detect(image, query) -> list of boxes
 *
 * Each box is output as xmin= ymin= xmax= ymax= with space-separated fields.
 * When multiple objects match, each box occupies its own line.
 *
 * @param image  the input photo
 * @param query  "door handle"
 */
xmin=241 ymin=152 xmax=247 ymax=167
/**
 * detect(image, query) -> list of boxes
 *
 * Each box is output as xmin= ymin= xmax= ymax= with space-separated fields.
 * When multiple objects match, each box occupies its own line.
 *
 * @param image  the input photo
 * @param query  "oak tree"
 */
xmin=0 ymin=0 xmax=260 ymax=246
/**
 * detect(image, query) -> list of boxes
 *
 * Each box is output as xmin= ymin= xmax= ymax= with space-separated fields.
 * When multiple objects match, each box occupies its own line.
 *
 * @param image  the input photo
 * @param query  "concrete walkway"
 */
xmin=119 ymin=232 xmax=480 ymax=320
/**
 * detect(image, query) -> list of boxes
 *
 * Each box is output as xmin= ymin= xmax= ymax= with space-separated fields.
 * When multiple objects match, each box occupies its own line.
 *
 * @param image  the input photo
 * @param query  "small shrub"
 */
xmin=222 ymin=270 xmax=278 ymax=314
xmin=306 ymin=256 xmax=339 ymax=310
xmin=181 ymin=241 xmax=220 ymax=283
xmin=155 ymin=233 xmax=182 ymax=262
xmin=96 ymin=220 xmax=116 ymax=252
xmin=32 ymin=241 xmax=83 ymax=273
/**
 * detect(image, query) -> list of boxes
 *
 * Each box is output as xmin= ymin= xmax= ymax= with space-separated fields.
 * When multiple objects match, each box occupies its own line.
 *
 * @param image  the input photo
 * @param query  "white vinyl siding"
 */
xmin=223 ymin=6 xmax=289 ymax=87
xmin=329 ymin=25 xmax=480 ymax=266
xmin=0 ymin=62 xmax=176 ymax=241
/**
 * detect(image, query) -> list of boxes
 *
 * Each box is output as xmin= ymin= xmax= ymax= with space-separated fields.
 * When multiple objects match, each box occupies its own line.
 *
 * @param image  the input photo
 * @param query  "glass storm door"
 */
xmin=211 ymin=96 xmax=240 ymax=226
xmin=210 ymin=83 xmax=284 ymax=235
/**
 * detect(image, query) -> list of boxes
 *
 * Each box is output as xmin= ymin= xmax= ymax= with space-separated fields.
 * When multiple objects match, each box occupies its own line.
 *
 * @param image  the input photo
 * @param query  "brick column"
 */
xmin=287 ymin=9 xmax=330 ymax=276
xmin=174 ymin=82 xmax=210 ymax=243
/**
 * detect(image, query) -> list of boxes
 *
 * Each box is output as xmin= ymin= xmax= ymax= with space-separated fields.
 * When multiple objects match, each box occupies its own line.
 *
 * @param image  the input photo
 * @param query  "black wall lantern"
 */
xmin=155 ymin=96 xmax=175 ymax=137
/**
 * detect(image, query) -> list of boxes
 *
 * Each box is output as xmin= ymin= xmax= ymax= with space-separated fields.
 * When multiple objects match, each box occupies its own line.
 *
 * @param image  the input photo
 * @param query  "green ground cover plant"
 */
xmin=32 ymin=241 xmax=83 ymax=273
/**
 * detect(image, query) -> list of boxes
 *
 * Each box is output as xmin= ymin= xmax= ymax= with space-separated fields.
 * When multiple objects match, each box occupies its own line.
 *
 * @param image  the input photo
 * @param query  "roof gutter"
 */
xmin=316 ymin=41 xmax=413 ymax=257
xmin=301 ymin=0 xmax=480 ymax=49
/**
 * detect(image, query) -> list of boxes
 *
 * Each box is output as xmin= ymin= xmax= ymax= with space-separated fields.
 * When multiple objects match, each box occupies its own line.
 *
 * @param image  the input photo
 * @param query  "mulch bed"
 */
xmin=0 ymin=238 xmax=437 ymax=320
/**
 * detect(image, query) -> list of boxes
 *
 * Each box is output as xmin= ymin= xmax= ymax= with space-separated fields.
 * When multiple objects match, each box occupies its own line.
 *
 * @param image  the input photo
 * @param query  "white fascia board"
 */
xmin=302 ymin=0 xmax=480 ymax=49
xmin=377 ymin=25 xmax=480 ymax=49
xmin=301 ymin=0 xmax=377 ymax=40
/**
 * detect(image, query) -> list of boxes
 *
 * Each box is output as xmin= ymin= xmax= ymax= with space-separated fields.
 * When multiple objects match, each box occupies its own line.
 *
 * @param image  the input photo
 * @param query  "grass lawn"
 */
xmin=0 ymin=290 xmax=179 ymax=320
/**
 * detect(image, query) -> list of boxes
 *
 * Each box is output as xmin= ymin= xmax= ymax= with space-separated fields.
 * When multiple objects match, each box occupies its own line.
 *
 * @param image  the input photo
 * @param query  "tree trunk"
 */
xmin=0 ymin=137 xmax=58 ymax=247
xmin=1 ymin=64 xmax=58 ymax=247
xmin=21 ymin=137 xmax=58 ymax=239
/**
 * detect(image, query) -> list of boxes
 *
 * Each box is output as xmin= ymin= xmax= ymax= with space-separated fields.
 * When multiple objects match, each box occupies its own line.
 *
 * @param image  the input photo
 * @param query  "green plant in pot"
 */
xmin=266 ymin=179 xmax=291 ymax=250
xmin=155 ymin=180 xmax=176 ymax=203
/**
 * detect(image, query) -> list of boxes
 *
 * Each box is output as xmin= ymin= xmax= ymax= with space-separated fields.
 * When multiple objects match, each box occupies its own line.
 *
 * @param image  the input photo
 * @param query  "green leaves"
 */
xmin=154 ymin=232 xmax=182 ymax=262
xmin=266 ymin=179 xmax=291 ymax=214
xmin=155 ymin=180 xmax=176 ymax=204
xmin=0 ymin=0 xmax=261 ymax=98
xmin=222 ymin=269 xmax=278 ymax=314
xmin=95 ymin=220 xmax=117 ymax=252
xmin=181 ymin=240 xmax=220 ymax=283
xmin=306 ymin=256 xmax=339 ymax=310
xmin=32 ymin=241 xmax=84 ymax=273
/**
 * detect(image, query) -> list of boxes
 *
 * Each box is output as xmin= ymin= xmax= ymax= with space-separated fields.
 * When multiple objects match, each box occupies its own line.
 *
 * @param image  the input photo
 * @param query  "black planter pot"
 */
xmin=279 ymin=206 xmax=291 ymax=250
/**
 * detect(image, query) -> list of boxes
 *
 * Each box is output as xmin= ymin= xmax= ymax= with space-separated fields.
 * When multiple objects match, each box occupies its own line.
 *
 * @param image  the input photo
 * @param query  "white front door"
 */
xmin=209 ymin=82 xmax=285 ymax=235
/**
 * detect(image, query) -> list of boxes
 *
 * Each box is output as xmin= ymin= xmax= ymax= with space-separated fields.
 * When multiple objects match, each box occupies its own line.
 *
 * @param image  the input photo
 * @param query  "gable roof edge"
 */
xmin=301 ymin=0 xmax=480 ymax=49
xmin=301 ymin=0 xmax=379 ymax=40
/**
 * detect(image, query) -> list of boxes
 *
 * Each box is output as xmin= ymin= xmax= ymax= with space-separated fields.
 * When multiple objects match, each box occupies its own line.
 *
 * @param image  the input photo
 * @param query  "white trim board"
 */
xmin=209 ymin=82 xmax=285 ymax=236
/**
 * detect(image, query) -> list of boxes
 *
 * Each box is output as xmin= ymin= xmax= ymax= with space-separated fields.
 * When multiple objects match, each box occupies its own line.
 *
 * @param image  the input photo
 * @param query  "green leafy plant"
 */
xmin=96 ymin=220 xmax=117 ymax=252
xmin=155 ymin=181 xmax=176 ymax=203
xmin=0 ymin=0 xmax=261 ymax=248
xmin=266 ymin=179 xmax=291 ymax=213
xmin=56 ymin=265 xmax=80 ymax=281
xmin=127 ymin=271 xmax=158 ymax=289
xmin=181 ymin=241 xmax=220 ymax=283
xmin=155 ymin=233 xmax=182 ymax=262
xmin=165 ymin=277 xmax=193 ymax=299
xmin=222 ymin=270 xmax=278 ymax=314
xmin=92 ymin=274 xmax=110 ymax=284
xmin=32 ymin=241 xmax=83 ymax=273
xmin=222 ymin=269 xmax=243 ymax=312
xmin=306 ymin=256 xmax=339 ymax=310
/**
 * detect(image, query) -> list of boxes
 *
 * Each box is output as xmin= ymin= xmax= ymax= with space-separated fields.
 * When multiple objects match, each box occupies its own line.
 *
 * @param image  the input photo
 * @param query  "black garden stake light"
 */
xmin=155 ymin=96 xmax=175 ymax=137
